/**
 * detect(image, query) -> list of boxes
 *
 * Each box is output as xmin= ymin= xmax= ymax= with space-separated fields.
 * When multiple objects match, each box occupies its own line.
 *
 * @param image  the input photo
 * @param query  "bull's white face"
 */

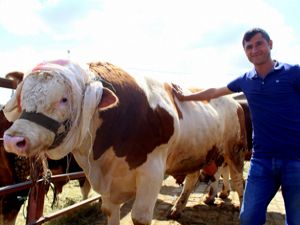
xmin=3 ymin=61 xmax=119 ymax=160
xmin=22 ymin=72 xmax=73 ymax=122
xmin=3 ymin=71 xmax=74 ymax=158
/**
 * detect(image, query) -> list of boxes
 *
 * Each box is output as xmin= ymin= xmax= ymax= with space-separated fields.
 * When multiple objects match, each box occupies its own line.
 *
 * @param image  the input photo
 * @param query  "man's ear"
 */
xmin=269 ymin=39 xmax=273 ymax=49
xmin=98 ymin=87 xmax=119 ymax=111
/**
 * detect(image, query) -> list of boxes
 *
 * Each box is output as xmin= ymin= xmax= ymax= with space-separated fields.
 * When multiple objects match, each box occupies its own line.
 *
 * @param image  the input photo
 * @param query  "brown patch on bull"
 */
xmin=237 ymin=99 xmax=253 ymax=160
xmin=197 ymin=146 xmax=224 ymax=183
xmin=89 ymin=62 xmax=174 ymax=169
xmin=164 ymin=83 xmax=183 ymax=119
xmin=169 ymin=159 xmax=206 ymax=185
xmin=172 ymin=146 xmax=224 ymax=185
xmin=225 ymin=104 xmax=248 ymax=173
xmin=205 ymin=146 xmax=224 ymax=167
xmin=232 ymin=104 xmax=248 ymax=171
xmin=237 ymin=104 xmax=247 ymax=152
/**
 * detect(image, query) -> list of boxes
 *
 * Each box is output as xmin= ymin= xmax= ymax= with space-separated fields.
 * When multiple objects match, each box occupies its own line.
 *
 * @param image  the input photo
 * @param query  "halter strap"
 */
xmin=19 ymin=111 xmax=71 ymax=149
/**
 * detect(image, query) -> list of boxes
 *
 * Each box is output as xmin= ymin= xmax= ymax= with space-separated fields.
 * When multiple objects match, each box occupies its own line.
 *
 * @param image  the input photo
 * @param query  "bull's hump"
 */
xmin=89 ymin=62 xmax=174 ymax=169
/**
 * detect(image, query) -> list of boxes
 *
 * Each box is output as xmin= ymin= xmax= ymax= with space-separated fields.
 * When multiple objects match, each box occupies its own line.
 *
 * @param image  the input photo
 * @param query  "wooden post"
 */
xmin=26 ymin=179 xmax=49 ymax=224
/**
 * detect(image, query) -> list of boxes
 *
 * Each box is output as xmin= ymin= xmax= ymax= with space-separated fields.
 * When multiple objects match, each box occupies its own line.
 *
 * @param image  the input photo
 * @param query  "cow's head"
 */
xmin=3 ymin=60 xmax=118 ymax=159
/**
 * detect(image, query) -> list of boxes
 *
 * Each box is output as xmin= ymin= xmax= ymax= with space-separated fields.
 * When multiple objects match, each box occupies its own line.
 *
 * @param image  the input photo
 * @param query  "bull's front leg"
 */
xmin=131 ymin=159 xmax=166 ymax=225
xmin=101 ymin=196 xmax=121 ymax=225
xmin=167 ymin=171 xmax=200 ymax=219
xmin=80 ymin=179 xmax=91 ymax=200
xmin=203 ymin=168 xmax=222 ymax=205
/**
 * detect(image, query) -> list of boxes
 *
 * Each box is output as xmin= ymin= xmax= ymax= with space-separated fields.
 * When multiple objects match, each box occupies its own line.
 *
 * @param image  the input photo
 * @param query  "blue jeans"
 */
xmin=240 ymin=158 xmax=300 ymax=225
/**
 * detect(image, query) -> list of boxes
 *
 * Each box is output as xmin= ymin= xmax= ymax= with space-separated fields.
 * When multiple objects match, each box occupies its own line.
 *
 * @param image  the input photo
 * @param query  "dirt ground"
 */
xmin=17 ymin=168 xmax=286 ymax=225
xmin=116 ymin=175 xmax=286 ymax=225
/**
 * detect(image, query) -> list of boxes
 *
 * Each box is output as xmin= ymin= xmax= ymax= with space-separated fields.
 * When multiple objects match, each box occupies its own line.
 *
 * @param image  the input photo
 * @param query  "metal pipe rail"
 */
xmin=0 ymin=77 xmax=17 ymax=89
xmin=0 ymin=171 xmax=86 ymax=196
xmin=28 ymin=195 xmax=101 ymax=225
xmin=0 ymin=171 xmax=101 ymax=225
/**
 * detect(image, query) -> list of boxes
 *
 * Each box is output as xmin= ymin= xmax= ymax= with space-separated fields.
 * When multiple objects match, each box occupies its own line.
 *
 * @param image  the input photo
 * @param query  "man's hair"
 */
xmin=242 ymin=28 xmax=271 ymax=46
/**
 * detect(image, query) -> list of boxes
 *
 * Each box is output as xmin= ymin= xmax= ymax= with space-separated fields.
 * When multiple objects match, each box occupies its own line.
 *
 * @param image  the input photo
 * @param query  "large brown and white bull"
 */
xmin=3 ymin=60 xmax=246 ymax=225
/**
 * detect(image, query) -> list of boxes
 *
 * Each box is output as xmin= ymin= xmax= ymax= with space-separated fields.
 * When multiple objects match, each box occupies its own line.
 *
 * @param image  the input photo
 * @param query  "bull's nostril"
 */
xmin=16 ymin=139 xmax=26 ymax=148
xmin=3 ymin=134 xmax=29 ymax=156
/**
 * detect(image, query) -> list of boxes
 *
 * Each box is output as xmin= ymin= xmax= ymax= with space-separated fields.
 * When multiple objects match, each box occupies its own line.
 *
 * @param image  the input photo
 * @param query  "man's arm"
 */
xmin=172 ymin=84 xmax=233 ymax=101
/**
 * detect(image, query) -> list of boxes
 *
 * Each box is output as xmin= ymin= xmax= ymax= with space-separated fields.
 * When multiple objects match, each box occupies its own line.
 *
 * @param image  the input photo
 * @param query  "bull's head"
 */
xmin=3 ymin=60 xmax=118 ymax=159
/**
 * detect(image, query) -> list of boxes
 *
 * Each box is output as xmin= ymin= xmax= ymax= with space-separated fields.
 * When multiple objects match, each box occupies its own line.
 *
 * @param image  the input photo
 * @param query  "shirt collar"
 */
xmin=247 ymin=60 xmax=283 ymax=79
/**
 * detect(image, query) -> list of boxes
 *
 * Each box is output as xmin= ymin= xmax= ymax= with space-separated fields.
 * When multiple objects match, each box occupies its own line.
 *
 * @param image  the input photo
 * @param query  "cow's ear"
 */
xmin=3 ymin=81 xmax=23 ymax=122
xmin=98 ymin=87 xmax=119 ymax=111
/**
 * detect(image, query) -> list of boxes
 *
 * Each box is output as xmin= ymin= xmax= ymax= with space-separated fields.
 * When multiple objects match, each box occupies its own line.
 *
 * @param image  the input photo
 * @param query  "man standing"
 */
xmin=172 ymin=28 xmax=300 ymax=225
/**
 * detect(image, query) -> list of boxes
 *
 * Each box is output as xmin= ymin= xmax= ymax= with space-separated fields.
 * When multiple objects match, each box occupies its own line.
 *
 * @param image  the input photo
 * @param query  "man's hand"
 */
xmin=172 ymin=83 xmax=186 ymax=101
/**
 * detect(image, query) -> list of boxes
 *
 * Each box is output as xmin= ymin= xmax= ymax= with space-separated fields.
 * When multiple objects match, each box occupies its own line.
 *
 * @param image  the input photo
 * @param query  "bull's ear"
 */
xmin=3 ymin=81 xmax=23 ymax=122
xmin=98 ymin=87 xmax=119 ymax=111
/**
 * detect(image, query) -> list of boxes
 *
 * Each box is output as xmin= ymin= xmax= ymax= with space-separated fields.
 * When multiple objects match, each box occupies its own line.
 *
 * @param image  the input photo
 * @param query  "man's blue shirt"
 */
xmin=227 ymin=61 xmax=300 ymax=159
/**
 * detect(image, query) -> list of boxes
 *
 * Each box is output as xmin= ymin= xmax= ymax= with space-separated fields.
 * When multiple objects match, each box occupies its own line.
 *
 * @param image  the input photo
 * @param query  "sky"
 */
xmin=0 ymin=0 xmax=299 ymax=104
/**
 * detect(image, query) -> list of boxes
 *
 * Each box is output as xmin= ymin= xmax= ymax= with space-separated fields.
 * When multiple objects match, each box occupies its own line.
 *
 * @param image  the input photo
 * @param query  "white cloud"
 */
xmin=0 ymin=0 xmax=51 ymax=35
xmin=0 ymin=0 xmax=299 ymax=98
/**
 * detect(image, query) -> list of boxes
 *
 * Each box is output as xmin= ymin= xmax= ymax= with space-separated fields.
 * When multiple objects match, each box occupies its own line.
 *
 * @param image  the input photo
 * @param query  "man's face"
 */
xmin=243 ymin=33 xmax=273 ymax=66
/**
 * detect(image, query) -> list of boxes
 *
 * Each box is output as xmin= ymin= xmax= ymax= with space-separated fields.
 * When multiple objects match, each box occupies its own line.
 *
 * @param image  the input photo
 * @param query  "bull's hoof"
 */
xmin=232 ymin=202 xmax=241 ymax=211
xmin=203 ymin=196 xmax=215 ymax=205
xmin=132 ymin=218 xmax=150 ymax=225
xmin=167 ymin=208 xmax=182 ymax=220
xmin=219 ymin=190 xmax=230 ymax=200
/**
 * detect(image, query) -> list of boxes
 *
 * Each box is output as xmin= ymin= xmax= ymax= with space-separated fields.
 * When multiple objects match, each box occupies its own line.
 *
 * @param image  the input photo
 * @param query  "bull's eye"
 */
xmin=61 ymin=97 xmax=68 ymax=103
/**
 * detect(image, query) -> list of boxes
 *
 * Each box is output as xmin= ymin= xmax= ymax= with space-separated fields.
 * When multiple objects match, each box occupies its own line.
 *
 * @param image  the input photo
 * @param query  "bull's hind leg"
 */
xmin=168 ymin=170 xmax=200 ymax=219
xmin=218 ymin=165 xmax=231 ymax=200
xmin=228 ymin=163 xmax=244 ymax=208
xmin=203 ymin=168 xmax=222 ymax=205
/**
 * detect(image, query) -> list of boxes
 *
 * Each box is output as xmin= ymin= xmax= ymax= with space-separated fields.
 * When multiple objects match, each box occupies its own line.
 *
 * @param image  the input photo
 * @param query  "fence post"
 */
xmin=26 ymin=180 xmax=49 ymax=225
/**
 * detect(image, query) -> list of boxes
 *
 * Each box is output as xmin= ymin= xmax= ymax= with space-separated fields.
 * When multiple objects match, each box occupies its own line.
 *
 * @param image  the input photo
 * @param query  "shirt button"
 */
xmin=262 ymin=81 xmax=264 ymax=84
